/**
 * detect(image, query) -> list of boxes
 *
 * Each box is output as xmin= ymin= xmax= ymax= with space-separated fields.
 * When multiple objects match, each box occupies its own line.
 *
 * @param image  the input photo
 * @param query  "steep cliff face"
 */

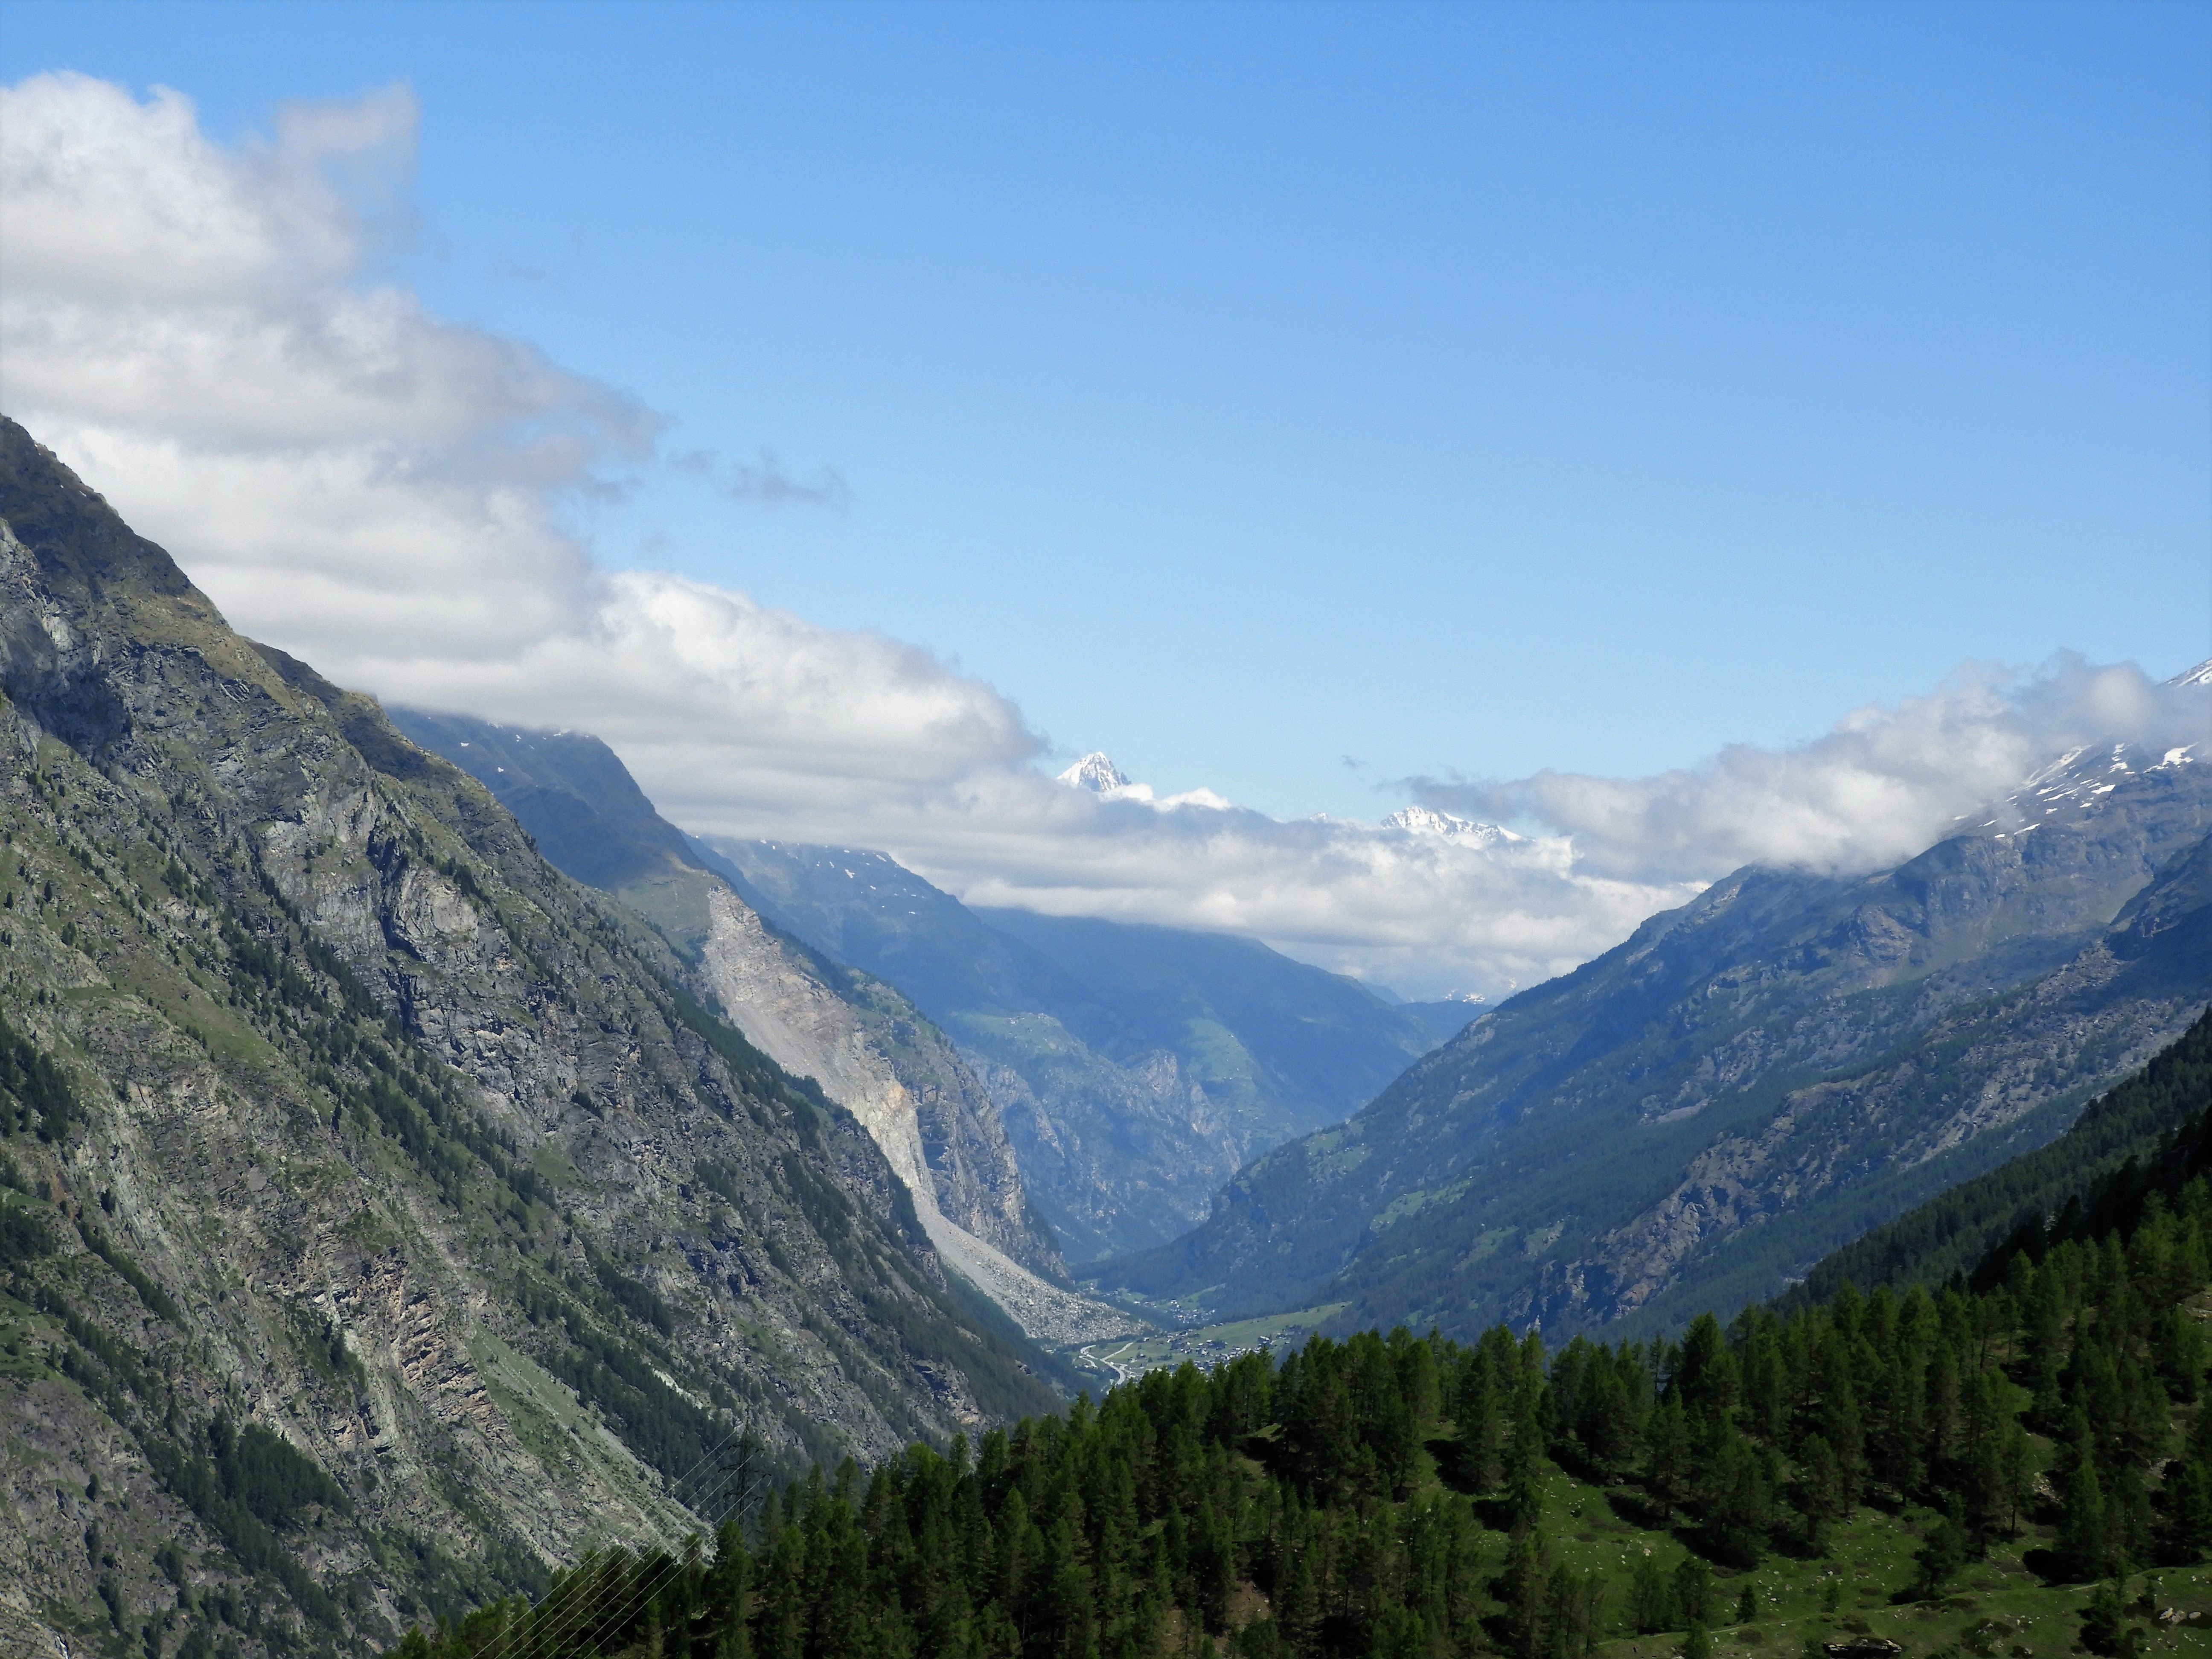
xmin=695 ymin=838 xmax=1463 ymax=1261
xmin=687 ymin=885 xmax=1129 ymax=1342
xmin=0 ymin=417 xmax=1060 ymax=1659
xmin=382 ymin=708 xmax=1109 ymax=1336
xmin=1103 ymin=747 xmax=2212 ymax=1340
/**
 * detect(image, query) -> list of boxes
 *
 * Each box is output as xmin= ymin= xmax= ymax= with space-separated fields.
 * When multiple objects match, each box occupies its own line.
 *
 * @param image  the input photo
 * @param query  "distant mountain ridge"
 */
xmin=692 ymin=836 xmax=1470 ymax=1261
xmin=1099 ymin=721 xmax=2212 ymax=1339
xmin=384 ymin=707 xmax=1137 ymax=1344
xmin=1381 ymin=804 xmax=1522 ymax=847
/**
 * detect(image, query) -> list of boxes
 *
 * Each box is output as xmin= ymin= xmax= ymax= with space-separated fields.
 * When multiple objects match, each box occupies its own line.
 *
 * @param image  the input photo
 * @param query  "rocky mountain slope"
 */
xmin=1781 ymin=1001 xmax=2212 ymax=1304
xmin=693 ymin=836 xmax=1468 ymax=1262
xmin=1100 ymin=725 xmax=2212 ymax=1340
xmin=0 ymin=416 xmax=1070 ymax=1658
xmin=385 ymin=708 xmax=1133 ymax=1346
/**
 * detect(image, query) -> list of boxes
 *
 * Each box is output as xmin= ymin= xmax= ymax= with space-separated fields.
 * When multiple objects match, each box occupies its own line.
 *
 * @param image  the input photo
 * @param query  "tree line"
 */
xmin=385 ymin=1138 xmax=2212 ymax=1659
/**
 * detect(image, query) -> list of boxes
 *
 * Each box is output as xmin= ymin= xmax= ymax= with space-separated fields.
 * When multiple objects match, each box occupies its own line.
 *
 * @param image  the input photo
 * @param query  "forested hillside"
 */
xmin=392 ymin=1038 xmax=2212 ymax=1658
xmin=1790 ymin=1007 xmax=2212 ymax=1305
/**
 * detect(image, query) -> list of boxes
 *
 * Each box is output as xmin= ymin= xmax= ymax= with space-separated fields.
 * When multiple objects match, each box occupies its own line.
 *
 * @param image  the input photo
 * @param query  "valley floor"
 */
xmin=1072 ymin=1305 xmax=1347 ymax=1388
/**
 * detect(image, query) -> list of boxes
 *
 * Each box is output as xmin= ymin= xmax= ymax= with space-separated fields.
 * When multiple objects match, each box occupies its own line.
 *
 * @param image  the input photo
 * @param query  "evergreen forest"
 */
xmin=387 ymin=1048 xmax=2212 ymax=1659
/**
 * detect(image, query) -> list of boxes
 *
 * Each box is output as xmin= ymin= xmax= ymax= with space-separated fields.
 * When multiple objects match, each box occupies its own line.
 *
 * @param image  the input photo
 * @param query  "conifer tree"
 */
xmin=2062 ymin=1448 xmax=2114 ymax=1582
xmin=1503 ymin=1523 xmax=1553 ymax=1659
xmin=2162 ymin=1456 xmax=2212 ymax=1564
xmin=1545 ymin=1562 xmax=1607 ymax=1659
xmin=1912 ymin=1512 xmax=1967 ymax=1598
xmin=1646 ymin=1395 xmax=1693 ymax=1516
xmin=1672 ymin=1557 xmax=1715 ymax=1628
xmin=1627 ymin=1553 xmax=1676 ymax=1635
xmin=1796 ymin=1433 xmax=1845 ymax=1552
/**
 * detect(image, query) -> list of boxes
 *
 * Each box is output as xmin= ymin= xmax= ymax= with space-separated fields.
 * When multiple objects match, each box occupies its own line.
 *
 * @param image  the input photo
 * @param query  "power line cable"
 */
xmin=472 ymin=1409 xmax=774 ymax=1659
xmin=491 ymin=1426 xmax=766 ymax=1659
xmin=522 ymin=1443 xmax=771 ymax=1659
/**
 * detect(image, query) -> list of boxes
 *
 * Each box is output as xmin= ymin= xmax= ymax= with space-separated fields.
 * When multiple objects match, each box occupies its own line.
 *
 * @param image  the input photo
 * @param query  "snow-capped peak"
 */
xmin=1058 ymin=752 xmax=1132 ymax=792
xmin=2170 ymin=658 xmax=2212 ymax=690
xmin=1382 ymin=805 xmax=1519 ymax=847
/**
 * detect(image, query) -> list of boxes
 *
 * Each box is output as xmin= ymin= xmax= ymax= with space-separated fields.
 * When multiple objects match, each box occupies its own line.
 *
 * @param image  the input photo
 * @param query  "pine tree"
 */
xmin=1627 ymin=1553 xmax=1676 ymax=1635
xmin=1912 ymin=1513 xmax=1968 ymax=1598
xmin=2112 ymin=1463 xmax=2155 ymax=1574
xmin=1676 ymin=1316 xmax=1740 ymax=1426
xmin=1798 ymin=1432 xmax=1845 ymax=1552
xmin=1646 ymin=1395 xmax=1693 ymax=1516
xmin=2062 ymin=1448 xmax=2114 ymax=1582
xmin=1999 ymin=1423 xmax=2038 ymax=1542
xmin=2081 ymin=1579 xmax=2140 ymax=1659
xmin=1503 ymin=1523 xmax=1553 ymax=1659
xmin=2163 ymin=1458 xmax=2212 ymax=1564
xmin=1508 ymin=1392 xmax=1550 ymax=1526
xmin=1672 ymin=1557 xmax=1716 ymax=1628
xmin=1545 ymin=1562 xmax=1607 ymax=1659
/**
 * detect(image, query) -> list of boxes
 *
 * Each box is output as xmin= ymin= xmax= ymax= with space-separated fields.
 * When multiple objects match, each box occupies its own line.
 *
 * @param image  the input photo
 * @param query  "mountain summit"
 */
xmin=1381 ymin=804 xmax=1521 ymax=846
xmin=1056 ymin=751 xmax=1131 ymax=792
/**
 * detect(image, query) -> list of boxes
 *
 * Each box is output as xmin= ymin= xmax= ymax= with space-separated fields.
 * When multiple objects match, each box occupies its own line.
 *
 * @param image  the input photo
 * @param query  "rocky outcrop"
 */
xmin=383 ymin=708 xmax=1081 ymax=1301
xmin=695 ymin=885 xmax=1132 ymax=1343
xmin=695 ymin=838 xmax=1466 ymax=1261
xmin=0 ymin=416 xmax=1062 ymax=1657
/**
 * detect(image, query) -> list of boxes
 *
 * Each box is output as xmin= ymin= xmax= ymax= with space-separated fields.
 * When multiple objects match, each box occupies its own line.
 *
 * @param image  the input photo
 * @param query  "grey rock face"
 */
xmin=386 ymin=707 xmax=1071 ymax=1292
xmin=694 ymin=838 xmax=1463 ymax=1262
xmin=0 ymin=416 xmax=1060 ymax=1656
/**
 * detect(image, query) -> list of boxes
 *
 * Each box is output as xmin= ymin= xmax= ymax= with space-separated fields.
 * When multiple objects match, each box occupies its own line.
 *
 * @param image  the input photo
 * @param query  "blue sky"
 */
xmin=4 ymin=2 xmax=2209 ymax=997
xmin=6 ymin=0 xmax=2205 ymax=823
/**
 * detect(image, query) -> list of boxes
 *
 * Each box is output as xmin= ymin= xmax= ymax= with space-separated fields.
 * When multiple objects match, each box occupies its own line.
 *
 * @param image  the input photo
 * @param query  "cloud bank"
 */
xmin=3 ymin=73 xmax=2200 ymax=1000
xmin=1412 ymin=655 xmax=2210 ymax=888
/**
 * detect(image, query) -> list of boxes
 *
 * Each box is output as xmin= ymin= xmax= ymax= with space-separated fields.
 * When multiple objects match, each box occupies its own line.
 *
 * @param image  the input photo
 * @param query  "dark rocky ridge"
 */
xmin=0 ymin=416 xmax=1060 ymax=1657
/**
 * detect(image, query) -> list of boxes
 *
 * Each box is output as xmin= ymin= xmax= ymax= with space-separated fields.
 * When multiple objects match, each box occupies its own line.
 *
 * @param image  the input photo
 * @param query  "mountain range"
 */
xmin=379 ymin=706 xmax=1120 ymax=1346
xmin=1098 ymin=723 xmax=2212 ymax=1340
xmin=369 ymin=712 xmax=1469 ymax=1266
xmin=2 ymin=396 xmax=2207 ymax=1659
xmin=688 ymin=834 xmax=1468 ymax=1261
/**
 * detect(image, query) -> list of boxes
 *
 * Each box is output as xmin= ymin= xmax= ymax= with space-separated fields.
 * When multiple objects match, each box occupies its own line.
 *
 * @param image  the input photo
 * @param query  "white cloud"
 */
xmin=0 ymin=71 xmax=643 ymax=664
xmin=0 ymin=72 xmax=1038 ymax=781
xmin=1411 ymin=656 xmax=2211 ymax=888
xmin=3 ymin=72 xmax=2198 ymax=1003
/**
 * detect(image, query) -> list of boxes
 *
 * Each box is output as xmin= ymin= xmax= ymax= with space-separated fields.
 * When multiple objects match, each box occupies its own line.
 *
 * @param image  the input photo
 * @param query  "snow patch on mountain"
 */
xmin=1055 ymin=752 xmax=1231 ymax=811
xmin=1058 ymin=752 xmax=1131 ymax=792
xmin=1382 ymin=805 xmax=1522 ymax=848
